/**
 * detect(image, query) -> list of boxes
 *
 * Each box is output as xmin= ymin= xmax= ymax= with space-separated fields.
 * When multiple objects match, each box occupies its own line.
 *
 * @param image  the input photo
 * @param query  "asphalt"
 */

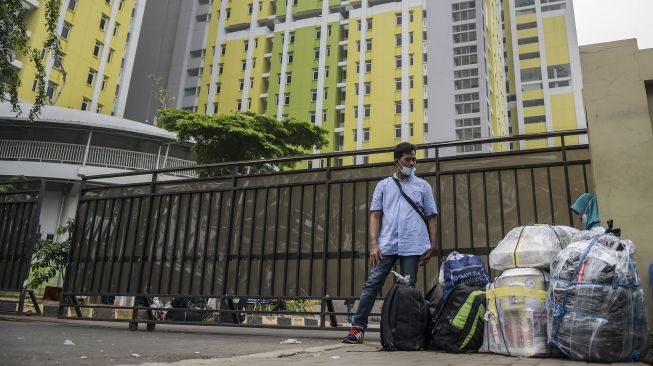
xmin=1 ymin=316 xmax=650 ymax=366
xmin=0 ymin=315 xmax=350 ymax=366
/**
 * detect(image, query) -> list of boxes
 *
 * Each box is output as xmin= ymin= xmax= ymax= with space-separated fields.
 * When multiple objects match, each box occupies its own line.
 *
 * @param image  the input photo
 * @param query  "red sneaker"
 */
xmin=342 ymin=326 xmax=365 ymax=344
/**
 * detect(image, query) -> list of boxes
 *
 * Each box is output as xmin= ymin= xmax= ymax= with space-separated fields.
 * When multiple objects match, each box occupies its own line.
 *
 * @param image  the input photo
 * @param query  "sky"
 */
xmin=573 ymin=0 xmax=653 ymax=48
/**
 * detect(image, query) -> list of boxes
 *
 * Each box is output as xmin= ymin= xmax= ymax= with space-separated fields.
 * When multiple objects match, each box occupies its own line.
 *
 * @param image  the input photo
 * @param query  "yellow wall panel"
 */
xmin=543 ymin=16 xmax=570 ymax=66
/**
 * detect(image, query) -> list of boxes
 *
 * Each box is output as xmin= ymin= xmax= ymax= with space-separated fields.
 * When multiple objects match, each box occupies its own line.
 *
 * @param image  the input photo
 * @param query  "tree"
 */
xmin=158 ymin=109 xmax=329 ymax=173
xmin=148 ymin=74 xmax=176 ymax=127
xmin=0 ymin=0 xmax=62 ymax=121
xmin=29 ymin=219 xmax=73 ymax=289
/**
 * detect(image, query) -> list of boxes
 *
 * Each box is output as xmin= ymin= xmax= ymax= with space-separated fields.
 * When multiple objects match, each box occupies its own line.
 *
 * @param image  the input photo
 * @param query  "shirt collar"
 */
xmin=393 ymin=172 xmax=413 ymax=182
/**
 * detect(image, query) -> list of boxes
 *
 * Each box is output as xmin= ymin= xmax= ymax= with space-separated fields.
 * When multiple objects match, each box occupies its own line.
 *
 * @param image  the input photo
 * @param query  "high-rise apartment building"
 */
xmin=124 ymin=0 xmax=586 ymax=159
xmin=426 ymin=0 xmax=509 ymax=156
xmin=126 ymin=0 xmax=430 ymax=164
xmin=15 ymin=0 xmax=146 ymax=117
xmin=503 ymin=0 xmax=587 ymax=149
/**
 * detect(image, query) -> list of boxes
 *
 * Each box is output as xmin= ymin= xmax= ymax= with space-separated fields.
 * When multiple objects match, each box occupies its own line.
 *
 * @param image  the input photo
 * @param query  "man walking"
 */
xmin=342 ymin=142 xmax=438 ymax=344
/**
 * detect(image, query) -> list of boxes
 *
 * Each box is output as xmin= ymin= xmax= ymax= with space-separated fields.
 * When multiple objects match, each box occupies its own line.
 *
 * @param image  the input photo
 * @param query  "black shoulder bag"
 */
xmin=392 ymin=177 xmax=431 ymax=235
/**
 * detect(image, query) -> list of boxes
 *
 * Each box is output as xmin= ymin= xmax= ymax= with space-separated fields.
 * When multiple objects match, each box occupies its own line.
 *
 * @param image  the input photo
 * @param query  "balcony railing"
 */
xmin=0 ymin=140 xmax=196 ymax=178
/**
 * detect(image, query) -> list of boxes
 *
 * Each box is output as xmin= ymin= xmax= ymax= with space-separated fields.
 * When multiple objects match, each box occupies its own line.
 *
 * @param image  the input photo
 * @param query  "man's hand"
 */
xmin=420 ymin=247 xmax=435 ymax=266
xmin=370 ymin=246 xmax=383 ymax=267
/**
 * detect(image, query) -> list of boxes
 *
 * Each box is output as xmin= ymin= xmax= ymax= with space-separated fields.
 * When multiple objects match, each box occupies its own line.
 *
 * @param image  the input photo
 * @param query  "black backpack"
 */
xmin=380 ymin=283 xmax=429 ymax=351
xmin=428 ymin=284 xmax=486 ymax=353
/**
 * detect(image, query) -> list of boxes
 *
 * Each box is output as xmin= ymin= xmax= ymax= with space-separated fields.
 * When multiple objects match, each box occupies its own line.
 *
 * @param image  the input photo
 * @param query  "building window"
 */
xmin=395 ymin=78 xmax=402 ymax=91
xmin=354 ymin=128 xmax=370 ymax=142
xmin=364 ymin=82 xmax=371 ymax=95
xmin=53 ymin=53 xmax=63 ymax=69
xmin=218 ymin=64 xmax=224 ymax=74
xmin=453 ymin=23 xmax=476 ymax=43
xmin=516 ymin=21 xmax=537 ymax=30
xmin=454 ymin=68 xmax=479 ymax=90
xmin=519 ymin=52 xmax=540 ymax=60
xmin=113 ymin=23 xmax=120 ymax=37
xmin=395 ymin=101 xmax=401 ymax=114
xmin=46 ymin=82 xmax=57 ymax=99
xmin=284 ymin=93 xmax=290 ymax=105
xmin=237 ymin=99 xmax=242 ymax=110
xmin=119 ymin=0 xmax=124 ymax=10
xmin=452 ymin=1 xmax=475 ymax=22
xmin=521 ymin=67 xmax=542 ymax=82
xmin=87 ymin=69 xmax=96 ymax=85
xmin=518 ymin=36 xmax=539 ymax=45
xmin=364 ymin=105 xmax=370 ymax=118
xmin=524 ymin=115 xmax=546 ymax=124
xmin=548 ymin=64 xmax=571 ymax=80
xmin=101 ymin=76 xmax=108 ymax=91
xmin=93 ymin=41 xmax=102 ymax=57
xmin=99 ymin=15 xmax=108 ymax=31
xmin=395 ymin=56 xmax=402 ymax=68
xmin=455 ymin=118 xmax=482 ymax=152
xmin=395 ymin=34 xmax=402 ymax=47
xmin=314 ymin=48 xmax=320 ymax=59
xmin=523 ymin=99 xmax=545 ymax=108
xmin=313 ymin=68 xmax=319 ymax=80
xmin=81 ymin=98 xmax=90 ymax=111
xmin=61 ymin=22 xmax=72 ymax=39
xmin=365 ymin=60 xmax=372 ymax=72
xmin=454 ymin=45 xmax=478 ymax=66
xmin=312 ymin=89 xmax=318 ymax=101
xmin=515 ymin=0 xmax=535 ymax=7
xmin=107 ymin=49 xmax=114 ymax=63
xmin=67 ymin=0 xmax=77 ymax=11
xmin=225 ymin=8 xmax=231 ymax=18
xmin=396 ymin=13 xmax=402 ymax=25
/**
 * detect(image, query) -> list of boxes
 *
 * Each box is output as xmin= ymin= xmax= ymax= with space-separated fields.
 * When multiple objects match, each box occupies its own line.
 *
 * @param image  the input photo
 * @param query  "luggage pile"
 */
xmin=547 ymin=233 xmax=649 ymax=362
xmin=484 ymin=224 xmax=577 ymax=358
xmin=379 ymin=227 xmax=650 ymax=363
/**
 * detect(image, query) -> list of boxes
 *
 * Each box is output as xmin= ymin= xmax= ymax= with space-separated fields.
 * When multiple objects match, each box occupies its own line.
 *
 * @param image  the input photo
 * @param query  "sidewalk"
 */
xmin=126 ymin=341 xmax=650 ymax=366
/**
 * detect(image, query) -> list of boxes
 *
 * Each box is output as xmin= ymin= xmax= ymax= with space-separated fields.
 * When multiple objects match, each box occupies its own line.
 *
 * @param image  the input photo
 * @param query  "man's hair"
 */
xmin=394 ymin=142 xmax=416 ymax=160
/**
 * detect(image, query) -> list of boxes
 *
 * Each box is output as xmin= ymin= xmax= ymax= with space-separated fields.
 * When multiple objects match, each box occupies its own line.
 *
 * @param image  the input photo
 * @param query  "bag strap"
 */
xmin=392 ymin=177 xmax=428 ymax=228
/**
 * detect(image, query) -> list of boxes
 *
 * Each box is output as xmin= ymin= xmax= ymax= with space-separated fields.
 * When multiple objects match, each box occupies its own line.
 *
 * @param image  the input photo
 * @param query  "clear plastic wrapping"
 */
xmin=483 ymin=268 xmax=556 ymax=357
xmin=546 ymin=233 xmax=649 ymax=362
xmin=490 ymin=225 xmax=578 ymax=271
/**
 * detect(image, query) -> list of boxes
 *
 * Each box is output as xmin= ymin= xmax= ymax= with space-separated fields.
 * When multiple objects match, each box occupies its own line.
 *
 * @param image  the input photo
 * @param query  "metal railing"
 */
xmin=0 ymin=140 xmax=196 ymax=177
xmin=58 ymin=130 xmax=593 ymax=331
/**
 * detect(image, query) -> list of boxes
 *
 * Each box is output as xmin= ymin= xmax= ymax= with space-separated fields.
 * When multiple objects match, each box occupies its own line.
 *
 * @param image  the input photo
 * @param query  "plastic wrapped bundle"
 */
xmin=483 ymin=268 xmax=557 ymax=357
xmin=547 ymin=234 xmax=649 ymax=362
xmin=490 ymin=225 xmax=578 ymax=271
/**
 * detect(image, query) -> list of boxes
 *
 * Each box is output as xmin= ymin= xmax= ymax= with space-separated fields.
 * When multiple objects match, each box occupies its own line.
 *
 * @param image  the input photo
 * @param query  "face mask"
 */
xmin=397 ymin=160 xmax=416 ymax=176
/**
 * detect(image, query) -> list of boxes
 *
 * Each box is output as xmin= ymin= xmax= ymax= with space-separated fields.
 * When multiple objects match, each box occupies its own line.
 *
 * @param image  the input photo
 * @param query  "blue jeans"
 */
xmin=352 ymin=254 xmax=420 ymax=330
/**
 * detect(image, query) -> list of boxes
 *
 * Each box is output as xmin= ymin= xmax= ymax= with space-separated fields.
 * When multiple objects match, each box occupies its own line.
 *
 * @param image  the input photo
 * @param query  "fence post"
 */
xmin=320 ymin=157 xmax=332 ymax=328
xmin=561 ymin=135 xmax=573 ymax=225
xmin=129 ymin=172 xmax=158 ymax=331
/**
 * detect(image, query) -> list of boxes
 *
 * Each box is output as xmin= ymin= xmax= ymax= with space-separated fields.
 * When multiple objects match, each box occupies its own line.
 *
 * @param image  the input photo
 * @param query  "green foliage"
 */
xmin=29 ymin=219 xmax=73 ymax=289
xmin=158 ymin=109 xmax=329 ymax=173
xmin=0 ymin=0 xmax=62 ymax=122
xmin=0 ymin=175 xmax=27 ymax=193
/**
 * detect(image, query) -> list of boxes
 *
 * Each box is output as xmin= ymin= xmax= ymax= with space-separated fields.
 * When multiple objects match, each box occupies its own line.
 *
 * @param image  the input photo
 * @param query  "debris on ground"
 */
xmin=130 ymin=353 xmax=141 ymax=357
xmin=280 ymin=338 xmax=302 ymax=345
xmin=331 ymin=355 xmax=341 ymax=360
xmin=63 ymin=340 xmax=75 ymax=346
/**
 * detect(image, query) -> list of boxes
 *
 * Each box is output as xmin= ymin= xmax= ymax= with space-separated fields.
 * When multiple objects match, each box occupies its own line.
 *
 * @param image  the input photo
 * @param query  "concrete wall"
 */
xmin=580 ymin=39 xmax=653 ymax=330
xmin=123 ymin=0 xmax=184 ymax=123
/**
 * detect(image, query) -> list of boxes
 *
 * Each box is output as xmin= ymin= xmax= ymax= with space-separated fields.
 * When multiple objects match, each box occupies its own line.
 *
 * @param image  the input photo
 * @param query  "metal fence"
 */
xmin=0 ymin=179 xmax=45 ymax=314
xmin=59 ymin=130 xmax=593 ymax=330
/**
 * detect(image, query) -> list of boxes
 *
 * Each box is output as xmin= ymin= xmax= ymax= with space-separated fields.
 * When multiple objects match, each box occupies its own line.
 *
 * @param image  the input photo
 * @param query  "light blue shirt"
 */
xmin=370 ymin=174 xmax=438 ymax=256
